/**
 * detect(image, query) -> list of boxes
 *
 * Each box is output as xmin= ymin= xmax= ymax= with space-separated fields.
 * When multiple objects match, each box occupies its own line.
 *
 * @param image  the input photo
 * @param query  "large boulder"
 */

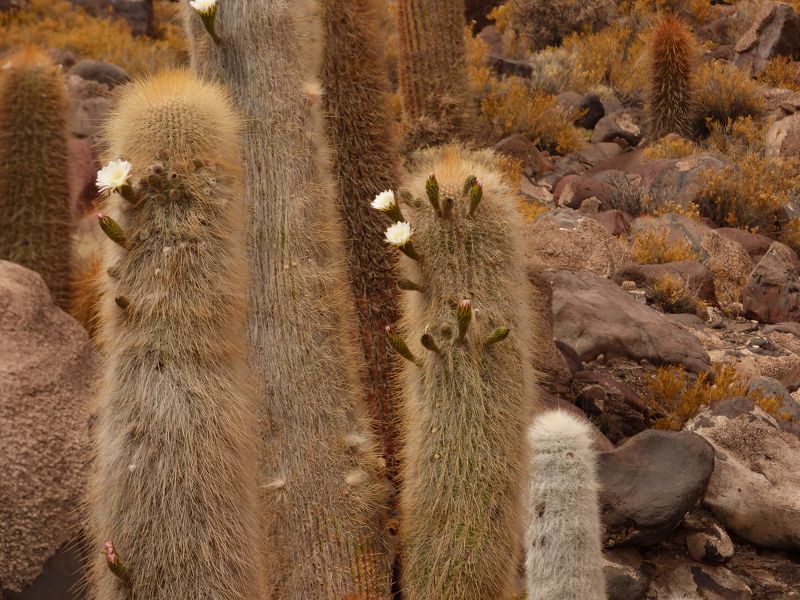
xmin=686 ymin=397 xmax=800 ymax=550
xmin=526 ymin=209 xmax=633 ymax=277
xmin=743 ymin=241 xmax=800 ymax=323
xmin=0 ymin=261 xmax=96 ymax=595
xmin=71 ymin=0 xmax=154 ymax=36
xmin=598 ymin=430 xmax=715 ymax=547
xmin=551 ymin=270 xmax=712 ymax=373
xmin=734 ymin=1 xmax=800 ymax=76
xmin=613 ymin=260 xmax=717 ymax=305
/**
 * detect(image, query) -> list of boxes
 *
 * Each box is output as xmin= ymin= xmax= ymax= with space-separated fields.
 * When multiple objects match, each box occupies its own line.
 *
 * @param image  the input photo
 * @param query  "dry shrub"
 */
xmin=646 ymin=273 xmax=708 ymax=316
xmin=652 ymin=200 xmax=701 ymax=220
xmin=696 ymin=155 xmax=798 ymax=232
xmin=780 ymin=218 xmax=800 ymax=256
xmin=517 ymin=200 xmax=550 ymax=222
xmin=626 ymin=0 xmax=716 ymax=23
xmin=0 ymin=0 xmax=186 ymax=75
xmin=644 ymin=134 xmax=697 ymax=159
xmin=646 ymin=363 xmax=747 ymax=430
xmin=605 ymin=172 xmax=645 ymax=216
xmin=703 ymin=116 xmax=765 ymax=160
xmin=752 ymin=392 xmax=796 ymax=423
xmin=475 ymin=75 xmax=586 ymax=154
xmin=631 ymin=227 xmax=700 ymax=264
xmin=505 ymin=0 xmax=616 ymax=52
xmin=759 ymin=56 xmax=800 ymax=91
xmin=694 ymin=61 xmax=764 ymax=137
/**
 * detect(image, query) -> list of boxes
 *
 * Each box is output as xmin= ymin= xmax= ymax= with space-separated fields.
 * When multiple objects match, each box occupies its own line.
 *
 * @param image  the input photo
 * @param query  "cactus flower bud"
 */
xmin=426 ymin=173 xmax=441 ymax=215
xmin=468 ymin=180 xmax=483 ymax=217
xmin=386 ymin=325 xmax=419 ymax=365
xmin=420 ymin=333 xmax=442 ymax=355
xmin=484 ymin=326 xmax=510 ymax=346
xmin=462 ymin=174 xmax=478 ymax=195
xmin=115 ymin=296 xmax=130 ymax=310
xmin=97 ymin=213 xmax=128 ymax=249
xmin=102 ymin=540 xmax=130 ymax=585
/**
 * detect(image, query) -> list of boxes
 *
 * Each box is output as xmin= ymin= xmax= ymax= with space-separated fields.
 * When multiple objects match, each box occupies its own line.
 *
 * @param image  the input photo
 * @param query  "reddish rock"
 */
xmin=590 ymin=209 xmax=633 ymax=236
xmin=591 ymin=109 xmax=644 ymax=146
xmin=494 ymin=133 xmax=553 ymax=178
xmin=67 ymin=137 xmax=98 ymax=218
xmin=743 ymin=241 xmax=800 ymax=323
xmin=716 ymin=227 xmax=774 ymax=261
xmin=0 ymin=261 xmax=96 ymax=594
xmin=734 ymin=1 xmax=800 ymax=76
xmin=554 ymin=174 xmax=614 ymax=209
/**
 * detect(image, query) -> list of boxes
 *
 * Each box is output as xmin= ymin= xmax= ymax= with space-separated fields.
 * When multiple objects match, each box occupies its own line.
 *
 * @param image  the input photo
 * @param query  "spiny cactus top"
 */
xmin=380 ymin=145 xmax=539 ymax=599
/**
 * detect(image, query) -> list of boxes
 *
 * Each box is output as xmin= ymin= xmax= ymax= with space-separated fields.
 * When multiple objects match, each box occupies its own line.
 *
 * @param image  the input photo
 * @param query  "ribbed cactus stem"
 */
xmin=396 ymin=145 xmax=539 ymax=599
xmin=525 ymin=411 xmax=606 ymax=600
xmin=648 ymin=15 xmax=696 ymax=139
xmin=86 ymin=70 xmax=266 ymax=600
xmin=184 ymin=1 xmax=392 ymax=597
xmin=0 ymin=49 xmax=71 ymax=308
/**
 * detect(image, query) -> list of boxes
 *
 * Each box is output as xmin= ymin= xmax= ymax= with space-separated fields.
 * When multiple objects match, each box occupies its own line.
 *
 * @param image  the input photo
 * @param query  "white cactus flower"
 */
xmin=189 ymin=0 xmax=217 ymax=14
xmin=385 ymin=221 xmax=412 ymax=247
xmin=96 ymin=160 xmax=132 ymax=193
xmin=371 ymin=190 xmax=396 ymax=211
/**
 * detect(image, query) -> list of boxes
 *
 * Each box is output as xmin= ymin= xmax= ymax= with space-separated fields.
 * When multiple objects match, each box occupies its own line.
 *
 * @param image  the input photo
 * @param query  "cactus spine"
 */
xmin=0 ymin=49 xmax=71 ymax=308
xmin=648 ymin=15 xmax=696 ymax=140
xmin=184 ymin=1 xmax=392 ymax=597
xmin=525 ymin=411 xmax=606 ymax=600
xmin=321 ymin=0 xmax=401 ymax=469
xmin=86 ymin=70 xmax=266 ymax=600
xmin=392 ymin=145 xmax=538 ymax=599
xmin=395 ymin=0 xmax=471 ymax=148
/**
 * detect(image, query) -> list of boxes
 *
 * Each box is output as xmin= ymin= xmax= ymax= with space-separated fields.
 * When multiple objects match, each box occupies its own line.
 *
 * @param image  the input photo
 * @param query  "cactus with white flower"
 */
xmin=184 ymin=1 xmax=392 ymax=598
xmin=0 ymin=49 xmax=71 ymax=308
xmin=86 ymin=70 xmax=266 ymax=600
xmin=525 ymin=411 xmax=606 ymax=600
xmin=189 ymin=0 xmax=221 ymax=44
xmin=384 ymin=144 xmax=539 ymax=599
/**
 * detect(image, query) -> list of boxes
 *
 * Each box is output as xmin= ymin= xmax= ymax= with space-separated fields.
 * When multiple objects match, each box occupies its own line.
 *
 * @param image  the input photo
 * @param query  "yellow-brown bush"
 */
xmin=0 ymin=0 xmax=186 ymax=75
xmin=703 ymin=116 xmax=765 ymax=160
xmin=652 ymin=200 xmax=702 ymax=220
xmin=693 ymin=61 xmax=764 ymax=137
xmin=646 ymin=363 xmax=747 ymax=430
xmin=644 ymin=135 xmax=698 ymax=159
xmin=759 ymin=56 xmax=800 ymax=92
xmin=696 ymin=155 xmax=798 ymax=231
xmin=631 ymin=227 xmax=700 ymax=264
xmin=646 ymin=273 xmax=708 ymax=316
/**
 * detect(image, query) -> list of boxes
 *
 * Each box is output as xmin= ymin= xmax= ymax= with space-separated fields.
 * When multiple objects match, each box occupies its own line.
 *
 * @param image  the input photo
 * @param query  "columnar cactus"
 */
xmin=387 ymin=145 xmax=538 ymax=599
xmin=184 ymin=1 xmax=392 ymax=598
xmin=525 ymin=411 xmax=606 ymax=600
xmin=321 ymin=0 xmax=401 ymax=469
xmin=86 ymin=70 xmax=266 ymax=600
xmin=0 ymin=49 xmax=71 ymax=308
xmin=395 ymin=0 xmax=471 ymax=148
xmin=648 ymin=15 xmax=696 ymax=139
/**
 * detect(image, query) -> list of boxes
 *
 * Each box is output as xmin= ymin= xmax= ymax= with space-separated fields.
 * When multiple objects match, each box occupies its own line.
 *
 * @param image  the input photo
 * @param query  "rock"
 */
xmin=494 ymin=134 xmax=553 ymax=179
xmin=763 ymin=321 xmax=800 ymax=336
xmin=67 ymin=74 xmax=113 ymax=142
xmin=683 ymin=510 xmax=735 ymax=564
xmin=69 ymin=59 xmax=130 ymax=87
xmin=0 ymin=261 xmax=96 ymax=594
xmin=734 ymin=1 xmax=800 ymax=76
xmin=590 ymin=209 xmax=632 ymax=236
xmin=465 ymin=0 xmax=502 ymax=30
xmin=716 ymin=227 xmax=774 ymax=261
xmin=603 ymin=549 xmax=653 ymax=600
xmin=598 ymin=430 xmax=715 ymax=546
xmin=766 ymin=112 xmax=800 ymax=158
xmin=526 ymin=209 xmax=633 ymax=276
xmin=639 ymin=155 xmax=727 ymax=210
xmin=551 ymin=270 xmax=712 ymax=373
xmin=743 ymin=241 xmax=800 ymax=324
xmin=71 ymin=0 xmax=155 ymax=36
xmin=553 ymin=174 xmax=614 ymax=209
xmin=543 ymin=142 xmax=625 ymax=187
xmin=574 ymin=370 xmax=648 ymax=442
xmin=556 ymin=92 xmax=605 ymax=129
xmin=488 ymin=54 xmax=533 ymax=78
xmin=686 ymin=397 xmax=800 ymax=550
xmin=613 ymin=261 xmax=717 ymax=304
xmin=591 ymin=109 xmax=644 ymax=146
xmin=0 ymin=0 xmax=28 ymax=10
xmin=3 ymin=539 xmax=88 ymax=600
xmin=648 ymin=558 xmax=753 ymax=599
